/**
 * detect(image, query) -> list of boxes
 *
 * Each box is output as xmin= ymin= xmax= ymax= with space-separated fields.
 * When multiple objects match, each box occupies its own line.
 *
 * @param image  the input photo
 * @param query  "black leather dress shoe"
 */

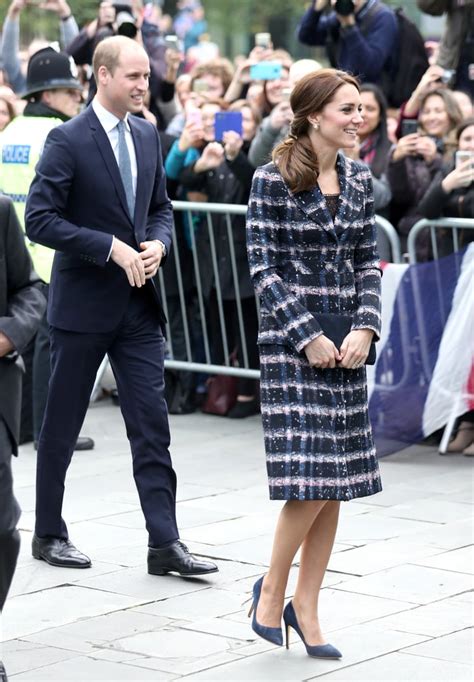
xmin=34 ymin=436 xmax=95 ymax=451
xmin=74 ymin=436 xmax=95 ymax=451
xmin=148 ymin=540 xmax=218 ymax=577
xmin=0 ymin=660 xmax=8 ymax=682
xmin=32 ymin=534 xmax=91 ymax=568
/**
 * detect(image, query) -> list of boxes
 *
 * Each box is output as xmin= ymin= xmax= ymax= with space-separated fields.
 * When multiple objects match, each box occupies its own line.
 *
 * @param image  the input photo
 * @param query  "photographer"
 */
xmin=297 ymin=0 xmax=398 ymax=86
xmin=1 ymin=0 xmax=79 ymax=94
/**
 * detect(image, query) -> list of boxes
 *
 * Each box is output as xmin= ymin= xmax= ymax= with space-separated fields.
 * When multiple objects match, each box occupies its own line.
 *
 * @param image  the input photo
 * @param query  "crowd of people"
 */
xmin=0 ymin=0 xmax=473 ymax=424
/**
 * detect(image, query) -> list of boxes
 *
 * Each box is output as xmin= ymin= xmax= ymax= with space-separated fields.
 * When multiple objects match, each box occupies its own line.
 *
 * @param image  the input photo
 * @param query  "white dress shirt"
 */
xmin=92 ymin=97 xmax=138 ymax=196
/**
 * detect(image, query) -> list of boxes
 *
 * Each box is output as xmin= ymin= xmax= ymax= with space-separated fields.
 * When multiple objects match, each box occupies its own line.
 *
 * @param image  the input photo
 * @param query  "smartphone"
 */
xmin=401 ymin=119 xmax=419 ymax=137
xmin=455 ymin=150 xmax=473 ymax=168
xmin=214 ymin=111 xmax=243 ymax=142
xmin=249 ymin=61 xmax=282 ymax=81
xmin=255 ymin=32 xmax=271 ymax=48
xmin=164 ymin=35 xmax=180 ymax=52
xmin=440 ymin=68 xmax=456 ymax=84
xmin=281 ymin=87 xmax=292 ymax=102
xmin=192 ymin=78 xmax=209 ymax=93
xmin=187 ymin=109 xmax=202 ymax=127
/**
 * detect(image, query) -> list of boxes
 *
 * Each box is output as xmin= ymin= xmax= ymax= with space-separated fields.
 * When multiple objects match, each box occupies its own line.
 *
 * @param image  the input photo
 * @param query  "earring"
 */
xmin=312 ymin=121 xmax=319 ymax=131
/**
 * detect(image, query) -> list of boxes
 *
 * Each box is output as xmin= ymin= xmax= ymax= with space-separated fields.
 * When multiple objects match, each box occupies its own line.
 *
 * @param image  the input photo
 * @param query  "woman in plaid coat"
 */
xmin=245 ymin=70 xmax=382 ymax=658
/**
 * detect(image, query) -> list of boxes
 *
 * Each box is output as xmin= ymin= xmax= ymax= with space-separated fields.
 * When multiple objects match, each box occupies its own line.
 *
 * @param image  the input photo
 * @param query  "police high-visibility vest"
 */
xmin=0 ymin=115 xmax=64 ymax=283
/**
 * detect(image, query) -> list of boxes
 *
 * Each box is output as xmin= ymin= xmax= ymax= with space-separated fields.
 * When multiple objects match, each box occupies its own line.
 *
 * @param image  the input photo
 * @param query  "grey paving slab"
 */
xmin=308 ymin=652 xmax=472 ymax=680
xmin=76 ymin=566 xmax=213 ymax=600
xmin=181 ymin=622 xmax=427 ymax=680
xmin=134 ymin=587 xmax=247 ymax=621
xmin=411 ymin=545 xmax=474 ymax=574
xmin=402 ymin=628 xmax=473 ymax=664
xmin=181 ymin=513 xmax=278 ymax=545
xmin=376 ymin=498 xmax=472 ymax=524
xmin=0 ymin=639 xmax=79 ymax=677
xmin=328 ymin=537 xmax=442 ymax=576
xmin=333 ymin=563 xmax=474 ymax=605
xmin=98 ymin=505 xmax=239 ymax=531
xmin=18 ymin=610 xmax=171 ymax=654
xmin=117 ymin=649 xmax=244 ymax=677
xmin=8 ymin=558 xmax=124 ymax=598
xmin=11 ymin=655 xmax=175 ymax=680
xmin=1 ymin=585 xmax=141 ymax=641
xmin=336 ymin=511 xmax=438 ymax=545
xmin=370 ymin=592 xmax=473 ymax=637
xmin=404 ymin=518 xmax=473 ymax=551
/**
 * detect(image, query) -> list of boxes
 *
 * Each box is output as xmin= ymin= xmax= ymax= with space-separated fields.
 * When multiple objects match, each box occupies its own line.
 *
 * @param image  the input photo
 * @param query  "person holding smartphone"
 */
xmin=388 ymin=88 xmax=463 ymax=260
xmin=418 ymin=118 xmax=474 ymax=224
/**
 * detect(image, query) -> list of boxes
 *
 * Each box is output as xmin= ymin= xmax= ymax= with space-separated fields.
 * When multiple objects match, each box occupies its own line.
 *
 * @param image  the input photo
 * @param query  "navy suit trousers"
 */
xmin=35 ymin=286 xmax=179 ymax=547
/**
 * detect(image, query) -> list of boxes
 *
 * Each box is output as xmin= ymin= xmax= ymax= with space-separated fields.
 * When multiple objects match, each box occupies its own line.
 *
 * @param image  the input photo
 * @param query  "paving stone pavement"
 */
xmin=1 ymin=401 xmax=472 ymax=681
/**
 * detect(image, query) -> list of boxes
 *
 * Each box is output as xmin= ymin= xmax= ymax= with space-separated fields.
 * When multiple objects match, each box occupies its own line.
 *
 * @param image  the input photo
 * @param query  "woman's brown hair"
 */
xmin=272 ymin=68 xmax=360 ymax=193
xmin=418 ymin=88 xmax=463 ymax=135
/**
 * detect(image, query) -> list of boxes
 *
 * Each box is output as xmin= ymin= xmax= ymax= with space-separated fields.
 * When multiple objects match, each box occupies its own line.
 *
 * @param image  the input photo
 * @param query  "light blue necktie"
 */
xmin=117 ymin=119 xmax=135 ymax=219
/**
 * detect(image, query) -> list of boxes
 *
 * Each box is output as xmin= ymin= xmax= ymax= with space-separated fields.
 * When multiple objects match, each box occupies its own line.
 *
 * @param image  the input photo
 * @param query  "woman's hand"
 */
xmin=338 ymin=329 xmax=374 ymax=370
xmin=178 ymin=120 xmax=204 ymax=152
xmin=304 ymin=335 xmax=341 ymax=369
xmin=415 ymin=135 xmax=438 ymax=163
xmin=269 ymin=101 xmax=293 ymax=131
xmin=404 ymin=64 xmax=445 ymax=117
xmin=391 ymin=133 xmax=419 ymax=162
xmin=442 ymin=158 xmax=473 ymax=192
xmin=194 ymin=142 xmax=224 ymax=173
xmin=222 ymin=130 xmax=243 ymax=161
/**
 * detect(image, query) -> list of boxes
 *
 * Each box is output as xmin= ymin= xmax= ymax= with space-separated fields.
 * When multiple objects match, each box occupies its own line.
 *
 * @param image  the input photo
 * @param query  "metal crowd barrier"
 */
xmin=407 ymin=217 xmax=474 ymax=453
xmin=90 ymin=203 xmax=401 ymax=400
xmin=407 ymin=217 xmax=474 ymax=264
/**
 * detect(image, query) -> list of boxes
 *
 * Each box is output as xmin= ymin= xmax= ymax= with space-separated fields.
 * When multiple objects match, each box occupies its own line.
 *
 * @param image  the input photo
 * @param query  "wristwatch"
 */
xmin=154 ymin=240 xmax=167 ymax=256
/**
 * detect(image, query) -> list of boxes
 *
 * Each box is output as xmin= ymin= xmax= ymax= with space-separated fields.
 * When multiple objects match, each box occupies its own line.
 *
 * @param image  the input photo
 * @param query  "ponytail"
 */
xmin=272 ymin=133 xmax=319 ymax=194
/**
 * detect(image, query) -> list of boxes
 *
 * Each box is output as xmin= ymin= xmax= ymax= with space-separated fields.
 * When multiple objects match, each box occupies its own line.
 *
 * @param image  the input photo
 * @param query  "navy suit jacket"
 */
xmin=25 ymin=105 xmax=173 ymax=333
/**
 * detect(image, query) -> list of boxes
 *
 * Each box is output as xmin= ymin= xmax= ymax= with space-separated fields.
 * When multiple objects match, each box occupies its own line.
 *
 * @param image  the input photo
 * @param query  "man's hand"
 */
xmin=110 ymin=237 xmax=146 ymax=287
xmin=0 ymin=332 xmax=14 ymax=358
xmin=139 ymin=241 xmax=164 ymax=279
xmin=304 ymin=334 xmax=341 ymax=369
xmin=338 ymin=329 xmax=373 ymax=369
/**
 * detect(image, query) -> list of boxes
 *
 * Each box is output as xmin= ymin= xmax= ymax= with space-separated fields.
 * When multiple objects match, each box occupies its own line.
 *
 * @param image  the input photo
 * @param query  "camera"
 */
xmin=113 ymin=2 xmax=138 ymax=38
xmin=334 ymin=0 xmax=355 ymax=16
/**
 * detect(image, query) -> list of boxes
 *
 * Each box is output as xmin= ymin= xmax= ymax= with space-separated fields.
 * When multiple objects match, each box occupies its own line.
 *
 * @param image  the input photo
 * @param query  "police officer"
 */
xmin=0 ymin=47 xmax=94 ymax=451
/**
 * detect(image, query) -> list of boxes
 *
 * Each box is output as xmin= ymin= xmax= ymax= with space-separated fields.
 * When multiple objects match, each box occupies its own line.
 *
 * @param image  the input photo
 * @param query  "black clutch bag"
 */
xmin=315 ymin=313 xmax=377 ymax=366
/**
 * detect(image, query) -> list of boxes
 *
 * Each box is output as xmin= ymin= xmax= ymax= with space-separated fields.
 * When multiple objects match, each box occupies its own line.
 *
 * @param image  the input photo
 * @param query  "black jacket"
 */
xmin=0 ymin=197 xmax=46 ymax=454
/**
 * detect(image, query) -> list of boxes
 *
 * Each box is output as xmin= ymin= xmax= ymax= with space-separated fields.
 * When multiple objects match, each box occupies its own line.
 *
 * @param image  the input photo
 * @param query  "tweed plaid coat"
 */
xmin=246 ymin=154 xmax=383 ymax=500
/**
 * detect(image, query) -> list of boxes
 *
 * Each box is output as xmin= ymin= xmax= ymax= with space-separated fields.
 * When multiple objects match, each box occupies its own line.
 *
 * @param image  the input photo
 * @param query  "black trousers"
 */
xmin=0 ymin=417 xmax=21 ymax=611
xmin=35 ymin=287 xmax=179 ymax=548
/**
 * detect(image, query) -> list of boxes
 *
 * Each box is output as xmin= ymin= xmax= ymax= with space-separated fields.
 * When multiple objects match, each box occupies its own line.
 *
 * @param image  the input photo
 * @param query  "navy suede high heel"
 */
xmin=283 ymin=601 xmax=342 ymax=659
xmin=247 ymin=576 xmax=283 ymax=646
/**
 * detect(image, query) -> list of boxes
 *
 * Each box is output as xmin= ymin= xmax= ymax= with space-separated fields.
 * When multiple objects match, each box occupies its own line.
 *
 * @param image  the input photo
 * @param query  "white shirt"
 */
xmin=91 ymin=97 xmax=138 ymax=197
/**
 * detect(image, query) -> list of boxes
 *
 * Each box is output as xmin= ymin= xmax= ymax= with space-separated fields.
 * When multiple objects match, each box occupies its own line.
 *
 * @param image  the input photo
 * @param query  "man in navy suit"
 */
xmin=25 ymin=35 xmax=217 ymax=578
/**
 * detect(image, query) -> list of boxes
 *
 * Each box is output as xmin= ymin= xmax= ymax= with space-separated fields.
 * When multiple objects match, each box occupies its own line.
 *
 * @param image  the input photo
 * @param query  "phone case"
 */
xmin=249 ymin=62 xmax=282 ymax=81
xmin=214 ymin=112 xmax=243 ymax=142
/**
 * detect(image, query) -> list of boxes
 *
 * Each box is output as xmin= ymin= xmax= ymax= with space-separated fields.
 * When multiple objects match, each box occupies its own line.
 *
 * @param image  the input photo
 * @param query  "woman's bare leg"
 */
xmin=255 ymin=499 xmax=329 ymax=627
xmin=291 ymin=500 xmax=341 ymax=645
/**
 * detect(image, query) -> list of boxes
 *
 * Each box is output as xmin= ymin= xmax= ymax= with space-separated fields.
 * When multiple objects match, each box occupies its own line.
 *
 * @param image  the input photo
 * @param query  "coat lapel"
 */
xmin=333 ymin=153 xmax=364 ymax=240
xmin=291 ymin=183 xmax=336 ymax=240
xmin=87 ymin=106 xmax=133 ymax=225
